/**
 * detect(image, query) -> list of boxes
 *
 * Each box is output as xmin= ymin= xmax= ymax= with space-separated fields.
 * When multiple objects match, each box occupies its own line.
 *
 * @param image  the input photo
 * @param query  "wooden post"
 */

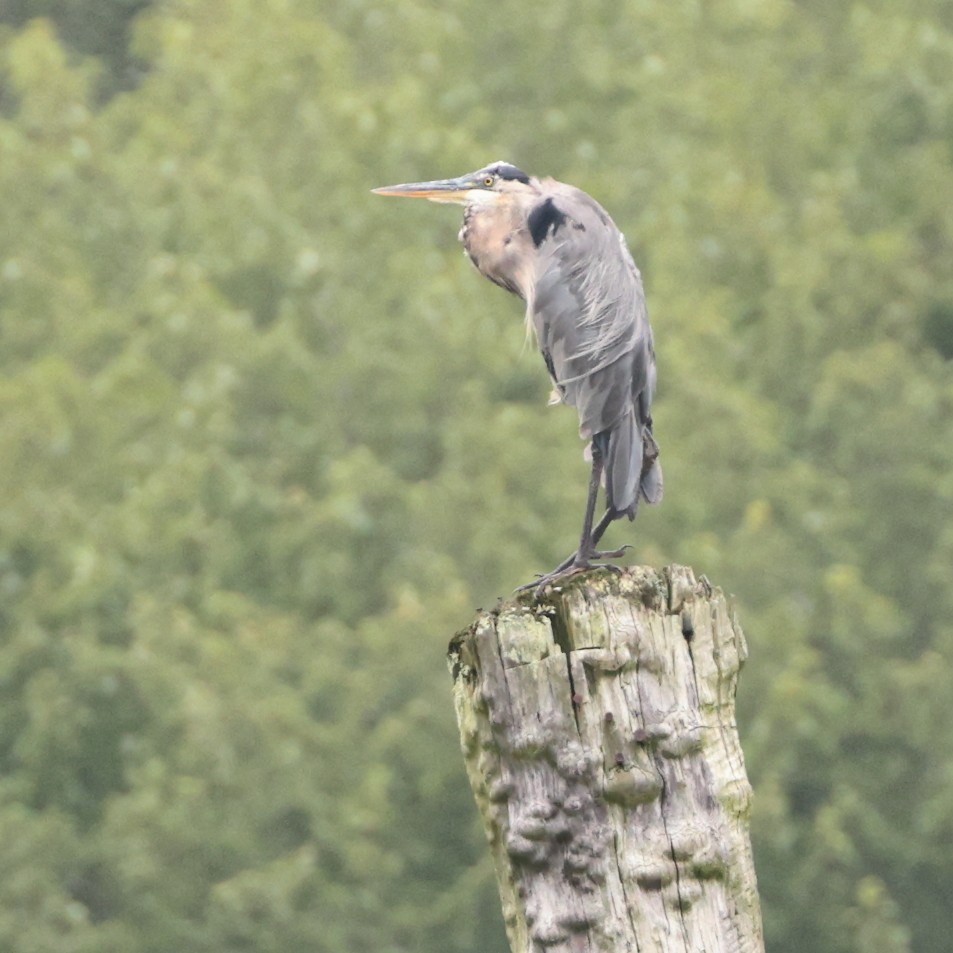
xmin=448 ymin=565 xmax=763 ymax=953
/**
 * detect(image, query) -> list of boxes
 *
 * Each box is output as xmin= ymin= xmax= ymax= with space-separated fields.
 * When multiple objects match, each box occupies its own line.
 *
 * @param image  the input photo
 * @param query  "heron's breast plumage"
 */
xmin=459 ymin=202 xmax=535 ymax=298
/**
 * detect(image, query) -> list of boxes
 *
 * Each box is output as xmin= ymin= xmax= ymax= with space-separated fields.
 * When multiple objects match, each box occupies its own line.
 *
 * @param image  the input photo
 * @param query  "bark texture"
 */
xmin=448 ymin=565 xmax=763 ymax=953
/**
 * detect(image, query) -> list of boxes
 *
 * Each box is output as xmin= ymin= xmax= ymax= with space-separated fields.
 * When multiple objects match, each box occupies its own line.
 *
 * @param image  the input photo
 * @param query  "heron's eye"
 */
xmin=483 ymin=176 xmax=494 ymax=187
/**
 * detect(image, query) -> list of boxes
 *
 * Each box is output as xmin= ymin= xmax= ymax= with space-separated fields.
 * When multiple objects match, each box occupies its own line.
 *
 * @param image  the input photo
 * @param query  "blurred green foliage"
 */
xmin=0 ymin=1 xmax=951 ymax=951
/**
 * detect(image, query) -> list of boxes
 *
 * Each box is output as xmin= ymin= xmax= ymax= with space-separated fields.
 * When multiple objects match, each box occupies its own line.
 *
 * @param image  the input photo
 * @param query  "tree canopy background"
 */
xmin=1 ymin=1 xmax=951 ymax=951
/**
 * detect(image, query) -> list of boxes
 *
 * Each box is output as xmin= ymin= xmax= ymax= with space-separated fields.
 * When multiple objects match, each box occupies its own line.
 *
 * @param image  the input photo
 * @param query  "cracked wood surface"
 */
xmin=448 ymin=565 xmax=764 ymax=953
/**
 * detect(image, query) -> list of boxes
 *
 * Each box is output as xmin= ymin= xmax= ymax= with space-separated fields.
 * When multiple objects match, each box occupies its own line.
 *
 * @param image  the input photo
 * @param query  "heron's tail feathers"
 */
xmin=601 ymin=409 xmax=663 ymax=517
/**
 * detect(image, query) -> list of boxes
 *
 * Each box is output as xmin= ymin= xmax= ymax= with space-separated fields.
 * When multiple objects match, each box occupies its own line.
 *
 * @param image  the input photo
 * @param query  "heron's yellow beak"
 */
xmin=372 ymin=174 xmax=480 ymax=205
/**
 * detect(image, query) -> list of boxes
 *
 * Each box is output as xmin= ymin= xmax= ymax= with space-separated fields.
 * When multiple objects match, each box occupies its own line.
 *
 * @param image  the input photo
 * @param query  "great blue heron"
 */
xmin=373 ymin=161 xmax=662 ymax=589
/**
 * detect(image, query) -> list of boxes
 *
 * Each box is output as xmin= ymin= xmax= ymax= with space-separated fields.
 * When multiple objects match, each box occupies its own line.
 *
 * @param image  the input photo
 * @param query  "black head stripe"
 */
xmin=491 ymin=162 xmax=530 ymax=184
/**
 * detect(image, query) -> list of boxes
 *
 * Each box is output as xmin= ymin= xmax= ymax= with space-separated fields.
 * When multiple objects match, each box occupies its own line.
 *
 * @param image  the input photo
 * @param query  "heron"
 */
xmin=373 ymin=161 xmax=662 ymax=590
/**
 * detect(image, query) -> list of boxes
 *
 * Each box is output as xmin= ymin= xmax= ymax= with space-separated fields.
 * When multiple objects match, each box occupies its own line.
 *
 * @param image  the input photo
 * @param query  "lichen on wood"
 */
xmin=448 ymin=565 xmax=764 ymax=953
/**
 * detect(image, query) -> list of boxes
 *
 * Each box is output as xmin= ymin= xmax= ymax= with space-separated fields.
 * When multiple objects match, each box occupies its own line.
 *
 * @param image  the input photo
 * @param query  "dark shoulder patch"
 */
xmin=527 ymin=197 xmax=568 ymax=248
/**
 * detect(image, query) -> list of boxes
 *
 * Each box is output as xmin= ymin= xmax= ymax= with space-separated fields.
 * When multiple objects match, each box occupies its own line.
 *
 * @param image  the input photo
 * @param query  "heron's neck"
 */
xmin=459 ymin=198 xmax=535 ymax=298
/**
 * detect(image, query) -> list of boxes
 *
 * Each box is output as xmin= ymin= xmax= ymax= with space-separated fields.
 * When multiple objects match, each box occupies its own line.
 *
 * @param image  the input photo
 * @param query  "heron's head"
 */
xmin=373 ymin=161 xmax=533 ymax=206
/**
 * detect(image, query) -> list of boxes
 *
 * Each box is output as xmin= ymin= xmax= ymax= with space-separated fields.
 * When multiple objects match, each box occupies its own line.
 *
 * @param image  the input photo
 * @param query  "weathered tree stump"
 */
xmin=448 ymin=565 xmax=763 ymax=953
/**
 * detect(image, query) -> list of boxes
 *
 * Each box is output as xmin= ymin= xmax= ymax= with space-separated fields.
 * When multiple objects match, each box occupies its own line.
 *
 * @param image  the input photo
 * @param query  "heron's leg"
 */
xmin=571 ymin=450 xmax=605 ymax=567
xmin=515 ymin=460 xmax=629 ymax=595
xmin=552 ymin=507 xmax=623 ymax=574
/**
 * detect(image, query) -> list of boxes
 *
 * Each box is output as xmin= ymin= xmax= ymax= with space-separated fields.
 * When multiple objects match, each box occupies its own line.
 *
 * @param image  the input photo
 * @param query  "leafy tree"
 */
xmin=0 ymin=1 xmax=951 ymax=952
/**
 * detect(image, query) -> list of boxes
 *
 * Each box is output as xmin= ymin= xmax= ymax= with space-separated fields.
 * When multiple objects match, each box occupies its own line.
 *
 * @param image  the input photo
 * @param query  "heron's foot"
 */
xmin=515 ymin=545 xmax=631 ymax=599
xmin=581 ymin=545 xmax=631 ymax=563
xmin=555 ymin=543 xmax=631 ymax=575
xmin=514 ymin=564 xmax=588 ymax=599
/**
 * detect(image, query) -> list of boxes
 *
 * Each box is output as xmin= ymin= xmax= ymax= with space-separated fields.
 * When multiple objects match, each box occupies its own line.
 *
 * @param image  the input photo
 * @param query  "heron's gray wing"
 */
xmin=529 ymin=185 xmax=651 ymax=440
xmin=528 ymin=184 xmax=661 ymax=513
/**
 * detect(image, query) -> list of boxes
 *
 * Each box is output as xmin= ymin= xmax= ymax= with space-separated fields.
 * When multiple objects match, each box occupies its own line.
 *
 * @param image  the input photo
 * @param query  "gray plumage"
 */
xmin=374 ymin=162 xmax=662 ymax=582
